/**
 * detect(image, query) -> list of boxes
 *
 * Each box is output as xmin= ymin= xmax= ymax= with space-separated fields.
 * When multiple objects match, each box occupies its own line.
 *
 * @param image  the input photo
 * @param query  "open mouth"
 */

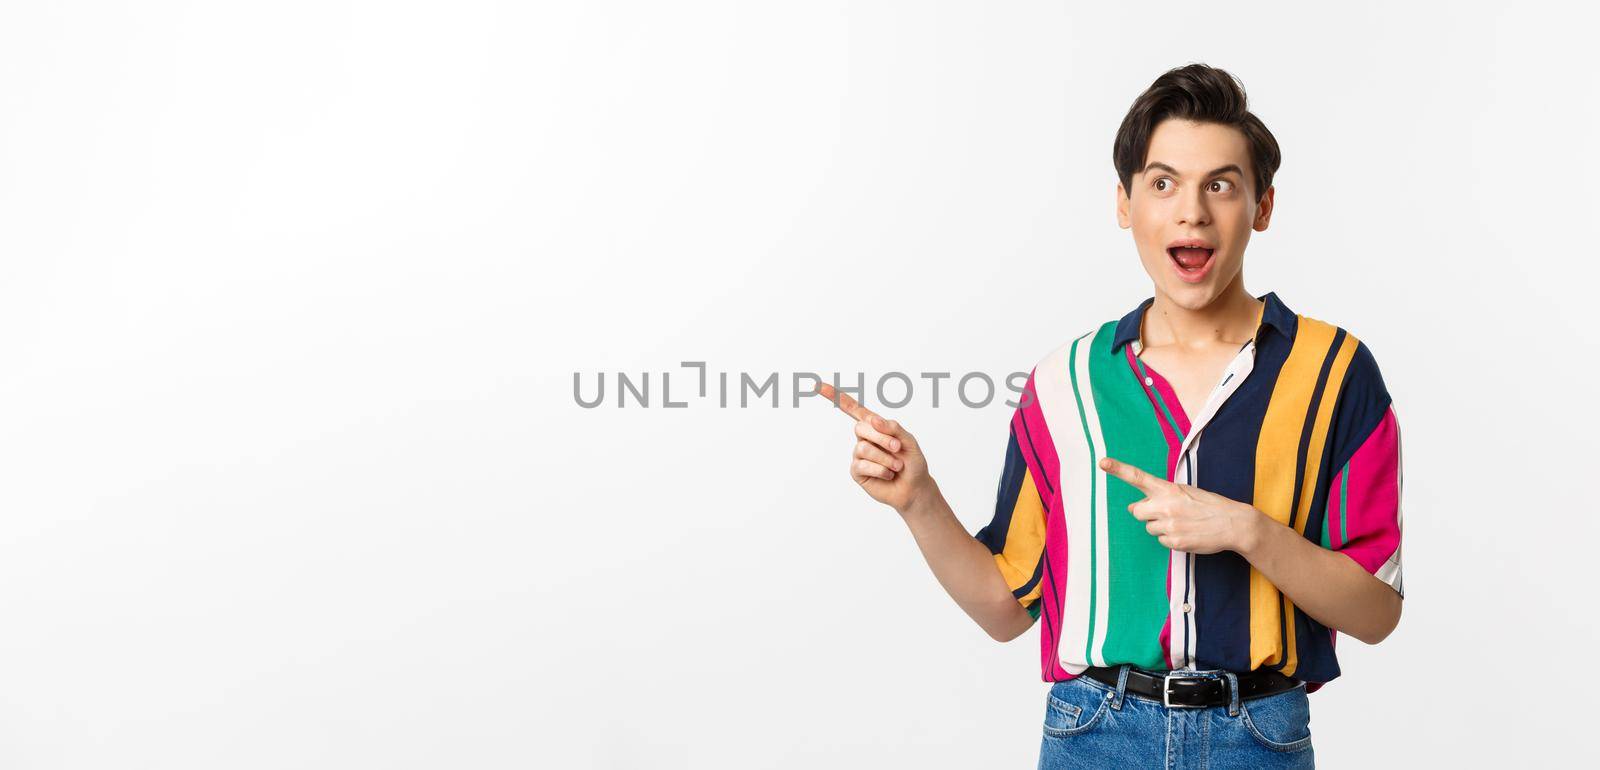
xmin=1167 ymin=246 xmax=1215 ymax=280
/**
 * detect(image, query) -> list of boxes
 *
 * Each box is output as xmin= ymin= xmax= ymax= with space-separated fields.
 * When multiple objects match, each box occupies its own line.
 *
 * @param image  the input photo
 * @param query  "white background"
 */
xmin=1 ymin=2 xmax=1595 ymax=767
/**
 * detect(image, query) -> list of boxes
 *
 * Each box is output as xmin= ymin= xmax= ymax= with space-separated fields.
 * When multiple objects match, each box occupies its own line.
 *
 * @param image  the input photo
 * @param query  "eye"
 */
xmin=1153 ymin=177 xmax=1173 ymax=192
xmin=1208 ymin=179 xmax=1235 ymax=193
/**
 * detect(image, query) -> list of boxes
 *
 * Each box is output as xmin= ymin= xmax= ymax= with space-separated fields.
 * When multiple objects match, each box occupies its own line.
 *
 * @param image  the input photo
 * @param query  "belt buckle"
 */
xmin=1162 ymin=671 xmax=1209 ymax=709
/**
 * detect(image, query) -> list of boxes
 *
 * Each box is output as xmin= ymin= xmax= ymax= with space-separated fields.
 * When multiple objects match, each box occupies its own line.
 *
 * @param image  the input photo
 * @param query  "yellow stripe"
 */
xmin=1249 ymin=317 xmax=1356 ymax=670
xmin=1277 ymin=330 xmax=1358 ymax=675
xmin=993 ymin=468 xmax=1047 ymax=607
xmin=1294 ymin=332 xmax=1359 ymax=539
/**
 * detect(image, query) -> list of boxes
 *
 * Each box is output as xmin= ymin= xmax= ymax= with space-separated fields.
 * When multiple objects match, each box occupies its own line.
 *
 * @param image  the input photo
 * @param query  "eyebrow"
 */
xmin=1141 ymin=161 xmax=1245 ymax=179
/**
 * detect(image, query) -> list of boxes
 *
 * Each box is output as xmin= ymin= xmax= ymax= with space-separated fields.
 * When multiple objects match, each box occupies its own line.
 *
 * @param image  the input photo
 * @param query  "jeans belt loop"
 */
xmin=1111 ymin=664 xmax=1130 ymax=710
xmin=1224 ymin=671 xmax=1241 ymax=716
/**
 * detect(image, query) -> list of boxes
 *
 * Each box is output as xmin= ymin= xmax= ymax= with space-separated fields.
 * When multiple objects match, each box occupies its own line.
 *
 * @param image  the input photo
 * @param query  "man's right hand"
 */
xmin=816 ymin=382 xmax=935 ymax=515
xmin=815 ymin=382 xmax=1034 ymax=643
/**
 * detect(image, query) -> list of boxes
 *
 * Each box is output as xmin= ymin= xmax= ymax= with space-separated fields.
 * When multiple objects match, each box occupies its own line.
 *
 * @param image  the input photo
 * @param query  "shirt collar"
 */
xmin=1111 ymin=291 xmax=1298 ymax=354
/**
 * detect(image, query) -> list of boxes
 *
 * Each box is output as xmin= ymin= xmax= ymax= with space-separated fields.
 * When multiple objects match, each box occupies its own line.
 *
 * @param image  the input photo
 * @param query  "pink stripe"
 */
xmin=1141 ymin=355 xmax=1192 ymax=436
xmin=1335 ymin=406 xmax=1401 ymax=575
xmin=1125 ymin=346 xmax=1186 ymax=668
xmin=1124 ymin=347 xmax=1187 ymax=479
xmin=1040 ymin=492 xmax=1073 ymax=681
xmin=1015 ymin=367 xmax=1074 ymax=681
xmin=1159 ymin=573 xmax=1174 ymax=668
xmin=1013 ymin=370 xmax=1060 ymax=499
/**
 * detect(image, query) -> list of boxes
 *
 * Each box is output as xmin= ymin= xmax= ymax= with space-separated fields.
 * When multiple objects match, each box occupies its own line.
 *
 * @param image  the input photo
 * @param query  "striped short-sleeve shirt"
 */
xmin=975 ymin=291 xmax=1403 ymax=686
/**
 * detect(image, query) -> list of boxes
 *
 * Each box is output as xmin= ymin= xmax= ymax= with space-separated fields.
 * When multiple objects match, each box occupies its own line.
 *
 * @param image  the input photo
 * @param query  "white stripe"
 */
xmin=1167 ymin=549 xmax=1188 ymax=667
xmin=1186 ymin=545 xmax=1198 ymax=667
xmin=1164 ymin=340 xmax=1257 ymax=669
xmin=1169 ymin=440 xmax=1199 ymax=669
xmin=1168 ymin=443 xmax=1191 ymax=669
xmin=1181 ymin=446 xmax=1202 ymax=669
xmin=1032 ymin=333 xmax=1091 ymax=671
xmin=1073 ymin=329 xmax=1113 ymax=667
xmin=1185 ymin=442 xmax=1199 ymax=670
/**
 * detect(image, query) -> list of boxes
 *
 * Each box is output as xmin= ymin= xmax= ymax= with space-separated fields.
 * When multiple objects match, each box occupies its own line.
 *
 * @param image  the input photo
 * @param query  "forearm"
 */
xmin=898 ymin=481 xmax=1035 ymax=643
xmin=1239 ymin=512 xmax=1402 ymax=644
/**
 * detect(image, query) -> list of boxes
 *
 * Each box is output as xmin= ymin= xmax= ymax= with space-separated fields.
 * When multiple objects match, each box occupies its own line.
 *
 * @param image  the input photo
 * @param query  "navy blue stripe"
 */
xmin=1268 ymin=327 xmax=1346 ymax=673
xmin=1325 ymin=340 xmax=1394 ymax=475
xmin=1191 ymin=316 xmax=1296 ymax=672
xmin=975 ymin=427 xmax=1027 ymax=555
xmin=1286 ymin=328 xmax=1345 ymax=533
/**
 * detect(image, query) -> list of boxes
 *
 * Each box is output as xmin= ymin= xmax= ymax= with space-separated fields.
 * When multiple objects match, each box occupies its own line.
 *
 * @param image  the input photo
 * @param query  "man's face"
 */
xmin=1116 ymin=118 xmax=1274 ymax=311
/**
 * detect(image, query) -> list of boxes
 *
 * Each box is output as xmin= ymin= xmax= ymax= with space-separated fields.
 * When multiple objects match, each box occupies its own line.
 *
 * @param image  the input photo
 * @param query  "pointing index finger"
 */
xmin=816 ymin=381 xmax=876 ymax=423
xmin=1098 ymin=456 xmax=1167 ymax=494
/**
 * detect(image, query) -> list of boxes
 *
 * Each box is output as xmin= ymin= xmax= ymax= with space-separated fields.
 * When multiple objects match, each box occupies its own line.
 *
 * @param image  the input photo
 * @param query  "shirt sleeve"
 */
xmin=1323 ymin=341 xmax=1404 ymax=597
xmin=973 ymin=418 xmax=1049 ymax=620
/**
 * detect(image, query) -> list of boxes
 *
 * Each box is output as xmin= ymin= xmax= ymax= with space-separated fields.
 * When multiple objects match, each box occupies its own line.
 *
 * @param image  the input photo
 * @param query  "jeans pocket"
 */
xmin=1041 ymin=678 xmax=1111 ymax=739
xmin=1239 ymin=683 xmax=1313 ymax=752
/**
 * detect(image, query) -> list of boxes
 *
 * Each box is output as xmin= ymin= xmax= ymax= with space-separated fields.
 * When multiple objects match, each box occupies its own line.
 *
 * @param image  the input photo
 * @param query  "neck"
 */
xmin=1142 ymin=272 xmax=1263 ymax=350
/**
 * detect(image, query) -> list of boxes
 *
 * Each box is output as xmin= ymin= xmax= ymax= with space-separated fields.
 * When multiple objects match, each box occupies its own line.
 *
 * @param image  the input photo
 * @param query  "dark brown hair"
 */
xmin=1113 ymin=63 xmax=1281 ymax=203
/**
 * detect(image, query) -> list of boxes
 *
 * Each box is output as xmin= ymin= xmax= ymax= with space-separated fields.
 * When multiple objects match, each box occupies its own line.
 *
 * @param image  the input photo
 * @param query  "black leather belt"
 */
xmin=1083 ymin=665 xmax=1300 ymax=708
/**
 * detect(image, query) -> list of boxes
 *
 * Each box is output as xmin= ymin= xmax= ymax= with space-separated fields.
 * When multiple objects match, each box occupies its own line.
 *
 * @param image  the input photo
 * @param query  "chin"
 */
xmin=1159 ymin=280 xmax=1220 ymax=309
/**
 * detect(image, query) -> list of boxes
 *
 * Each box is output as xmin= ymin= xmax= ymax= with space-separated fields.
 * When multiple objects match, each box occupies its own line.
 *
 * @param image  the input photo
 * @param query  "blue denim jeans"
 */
xmin=1037 ymin=665 xmax=1314 ymax=769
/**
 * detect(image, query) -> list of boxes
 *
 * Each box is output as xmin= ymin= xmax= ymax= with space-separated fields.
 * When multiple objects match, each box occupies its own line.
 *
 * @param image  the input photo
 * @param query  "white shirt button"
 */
xmin=1182 ymin=603 xmax=1192 ymax=613
xmin=1143 ymin=376 xmax=1154 ymax=387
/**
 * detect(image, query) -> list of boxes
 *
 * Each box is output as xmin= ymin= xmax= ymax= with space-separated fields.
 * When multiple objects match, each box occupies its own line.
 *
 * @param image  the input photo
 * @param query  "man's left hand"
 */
xmin=1098 ymin=455 xmax=1266 ymax=555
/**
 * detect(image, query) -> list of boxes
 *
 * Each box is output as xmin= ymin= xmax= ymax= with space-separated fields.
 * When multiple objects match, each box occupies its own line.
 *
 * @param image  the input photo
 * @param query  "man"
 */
xmin=818 ymin=63 xmax=1403 ymax=769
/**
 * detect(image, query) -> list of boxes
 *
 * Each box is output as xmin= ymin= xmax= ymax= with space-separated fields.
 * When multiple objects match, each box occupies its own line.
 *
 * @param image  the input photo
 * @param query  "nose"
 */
xmin=1176 ymin=187 xmax=1210 ymax=227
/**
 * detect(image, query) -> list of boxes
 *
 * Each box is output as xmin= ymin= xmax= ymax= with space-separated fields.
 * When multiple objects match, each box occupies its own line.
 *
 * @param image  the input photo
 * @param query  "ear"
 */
xmin=1252 ymin=184 xmax=1275 ymax=231
xmin=1116 ymin=182 xmax=1131 ymax=229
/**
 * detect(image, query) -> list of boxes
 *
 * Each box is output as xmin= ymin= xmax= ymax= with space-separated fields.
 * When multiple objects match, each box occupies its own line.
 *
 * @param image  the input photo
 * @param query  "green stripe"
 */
xmin=1067 ymin=333 xmax=1100 ymax=664
xmin=1320 ymin=478 xmax=1332 ymax=548
xmin=1088 ymin=322 xmax=1171 ymax=669
xmin=1339 ymin=458 xmax=1350 ymax=546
